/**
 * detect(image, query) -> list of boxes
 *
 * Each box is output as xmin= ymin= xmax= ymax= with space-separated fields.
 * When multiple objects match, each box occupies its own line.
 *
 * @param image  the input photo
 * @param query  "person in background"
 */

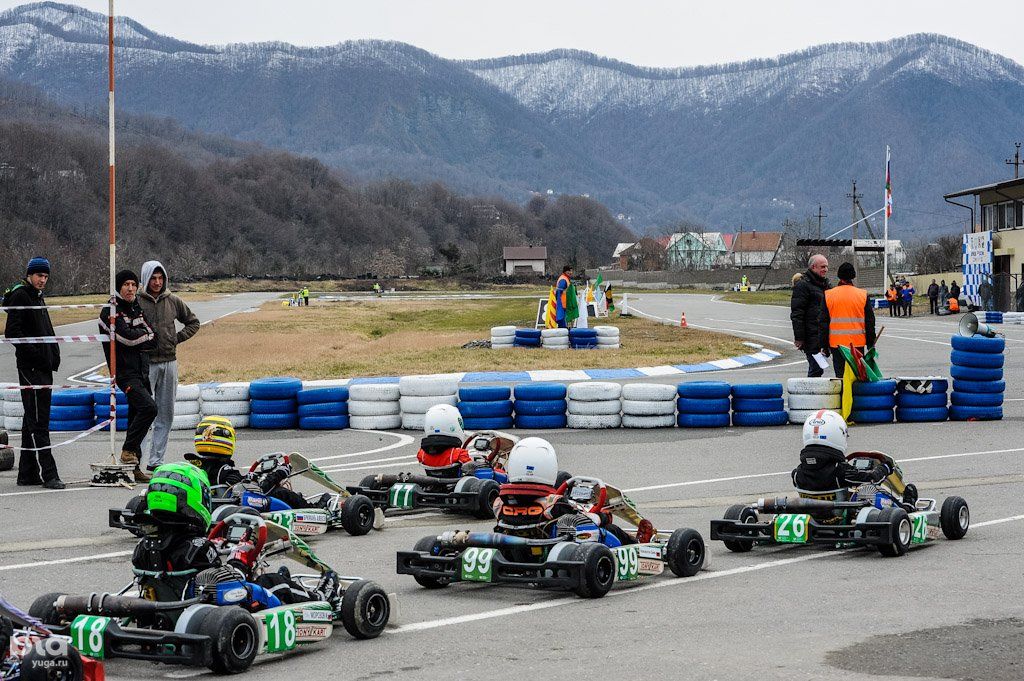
xmin=373 ymin=282 xmax=382 ymax=298
xmin=950 ymin=280 xmax=960 ymax=301
xmin=939 ymin=280 xmax=949 ymax=304
xmin=301 ymin=286 xmax=309 ymax=306
xmin=821 ymin=262 xmax=876 ymax=379
xmin=885 ymin=283 xmax=899 ymax=317
xmin=927 ymin=279 xmax=939 ymax=315
xmin=979 ymin=276 xmax=994 ymax=312
xmin=901 ymin=281 xmax=915 ymax=317
xmin=555 ymin=265 xmax=573 ymax=328
xmin=790 ymin=254 xmax=830 ymax=378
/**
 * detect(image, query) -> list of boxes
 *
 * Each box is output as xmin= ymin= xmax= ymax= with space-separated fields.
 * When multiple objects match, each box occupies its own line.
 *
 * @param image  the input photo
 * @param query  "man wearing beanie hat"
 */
xmin=821 ymin=262 xmax=876 ymax=379
xmin=98 ymin=270 xmax=158 ymax=482
xmin=2 ymin=257 xmax=64 ymax=488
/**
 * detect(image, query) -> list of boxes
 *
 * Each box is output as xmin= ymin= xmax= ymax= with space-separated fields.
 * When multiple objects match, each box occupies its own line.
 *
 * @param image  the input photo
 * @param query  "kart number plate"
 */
xmin=266 ymin=511 xmax=293 ymax=529
xmin=460 ymin=547 xmax=496 ymax=582
xmin=264 ymin=609 xmax=297 ymax=653
xmin=614 ymin=545 xmax=640 ymax=581
xmin=910 ymin=513 xmax=929 ymax=544
xmin=389 ymin=483 xmax=417 ymax=510
xmin=70 ymin=615 xmax=110 ymax=659
xmin=773 ymin=513 xmax=810 ymax=544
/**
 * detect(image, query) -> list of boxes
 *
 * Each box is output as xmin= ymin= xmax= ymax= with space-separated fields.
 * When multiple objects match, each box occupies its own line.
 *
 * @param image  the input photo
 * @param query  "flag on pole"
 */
xmin=837 ymin=344 xmax=883 ymax=422
xmin=544 ymin=287 xmax=557 ymax=329
xmin=885 ymin=146 xmax=893 ymax=218
xmin=565 ymin=283 xmax=580 ymax=326
xmin=593 ymin=272 xmax=606 ymax=314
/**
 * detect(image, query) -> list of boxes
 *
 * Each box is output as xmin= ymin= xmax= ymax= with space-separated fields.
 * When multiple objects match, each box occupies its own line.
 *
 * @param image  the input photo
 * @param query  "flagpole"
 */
xmin=883 ymin=145 xmax=890 ymax=288
xmin=107 ymin=0 xmax=117 ymax=460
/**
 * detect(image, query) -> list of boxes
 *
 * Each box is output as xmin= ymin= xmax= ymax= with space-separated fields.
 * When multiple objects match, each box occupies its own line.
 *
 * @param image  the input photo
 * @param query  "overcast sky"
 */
xmin=5 ymin=0 xmax=1023 ymax=67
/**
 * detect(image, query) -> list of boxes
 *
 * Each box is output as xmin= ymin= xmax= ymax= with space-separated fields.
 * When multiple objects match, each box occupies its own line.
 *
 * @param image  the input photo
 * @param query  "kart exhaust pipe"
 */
xmin=758 ymin=497 xmax=839 ymax=513
xmin=55 ymin=594 xmax=196 ymax=618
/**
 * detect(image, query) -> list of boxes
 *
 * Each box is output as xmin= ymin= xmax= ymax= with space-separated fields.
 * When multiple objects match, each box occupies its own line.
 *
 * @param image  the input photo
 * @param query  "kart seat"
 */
xmin=497 ymin=482 xmax=558 ymax=504
xmin=795 ymin=487 xmax=848 ymax=502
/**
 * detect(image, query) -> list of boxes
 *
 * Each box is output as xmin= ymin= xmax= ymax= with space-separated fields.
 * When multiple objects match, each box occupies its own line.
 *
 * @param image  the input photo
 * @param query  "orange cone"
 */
xmin=680 ymin=312 xmax=688 ymax=328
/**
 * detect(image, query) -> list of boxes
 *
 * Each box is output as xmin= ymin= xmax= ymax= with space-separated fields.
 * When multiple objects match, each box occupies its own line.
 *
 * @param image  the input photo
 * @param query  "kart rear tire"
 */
xmin=412 ymin=535 xmax=450 ymax=589
xmin=574 ymin=543 xmax=616 ymax=599
xmin=20 ymin=639 xmax=83 ymax=681
xmin=940 ymin=496 xmax=970 ymax=540
xmin=722 ymin=504 xmax=758 ymax=553
xmin=876 ymin=508 xmax=912 ymax=557
xmin=199 ymin=606 xmax=258 ymax=674
xmin=358 ymin=475 xmax=381 ymax=491
xmin=666 ymin=528 xmax=705 ymax=577
xmin=28 ymin=592 xmax=67 ymax=625
xmin=340 ymin=579 xmax=391 ymax=639
xmin=473 ymin=479 xmax=501 ymax=519
xmin=340 ymin=494 xmax=375 ymax=536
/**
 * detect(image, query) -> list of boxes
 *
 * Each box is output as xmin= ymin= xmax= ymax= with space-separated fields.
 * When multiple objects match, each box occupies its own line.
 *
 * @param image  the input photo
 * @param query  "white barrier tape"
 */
xmin=0 ymin=335 xmax=109 ymax=344
xmin=6 ymin=419 xmax=112 ymax=452
xmin=4 ymin=383 xmax=112 ymax=391
xmin=0 ymin=303 xmax=108 ymax=311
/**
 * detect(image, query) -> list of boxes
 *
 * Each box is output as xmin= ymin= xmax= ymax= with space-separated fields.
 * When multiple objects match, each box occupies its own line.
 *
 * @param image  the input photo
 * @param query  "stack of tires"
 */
xmin=541 ymin=328 xmax=569 ymax=350
xmin=566 ymin=382 xmax=622 ymax=429
xmin=513 ymin=383 xmax=567 ymax=429
xmin=850 ymin=379 xmax=897 ymax=424
xmin=399 ymin=375 xmax=459 ymax=430
xmin=730 ymin=383 xmax=787 ymax=427
xmin=200 ymin=382 xmax=250 ymax=428
xmin=1003 ymin=311 xmax=1023 ymax=325
xmin=676 ymin=382 xmax=731 ymax=428
xmin=348 ymin=383 xmax=401 ymax=430
xmin=982 ymin=311 xmax=1003 ymax=324
xmin=3 ymin=385 xmax=22 ymax=431
xmin=621 ymin=383 xmax=676 ymax=428
xmin=249 ymin=377 xmax=301 ymax=430
xmin=457 ymin=386 xmax=514 ymax=431
xmin=297 ymin=387 xmax=349 ymax=430
xmin=895 ymin=377 xmax=948 ymax=423
xmin=172 ymin=385 xmax=202 ymax=431
xmin=568 ymin=328 xmax=598 ymax=349
xmin=93 ymin=388 xmax=127 ymax=431
xmin=595 ymin=326 xmax=621 ymax=350
xmin=949 ymin=335 xmax=1004 ymax=421
xmin=513 ymin=328 xmax=542 ymax=348
xmin=785 ymin=378 xmax=842 ymax=424
xmin=490 ymin=326 xmax=515 ymax=349
xmin=49 ymin=389 xmax=95 ymax=431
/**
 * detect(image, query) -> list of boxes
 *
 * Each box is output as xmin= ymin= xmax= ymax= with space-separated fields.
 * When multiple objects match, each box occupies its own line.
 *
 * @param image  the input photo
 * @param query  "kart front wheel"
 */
xmin=340 ymin=579 xmax=391 ymax=639
xmin=877 ymin=508 xmax=912 ymax=557
xmin=940 ymin=496 xmax=970 ymax=540
xmin=200 ymin=606 xmax=258 ymax=674
xmin=28 ymin=592 xmax=68 ymax=626
xmin=20 ymin=639 xmax=82 ymax=681
xmin=722 ymin=504 xmax=758 ymax=553
xmin=412 ymin=535 xmax=451 ymax=589
xmin=574 ymin=543 xmax=615 ymax=598
xmin=340 ymin=494 xmax=375 ymax=536
xmin=666 ymin=528 xmax=705 ymax=577
xmin=473 ymin=479 xmax=501 ymax=519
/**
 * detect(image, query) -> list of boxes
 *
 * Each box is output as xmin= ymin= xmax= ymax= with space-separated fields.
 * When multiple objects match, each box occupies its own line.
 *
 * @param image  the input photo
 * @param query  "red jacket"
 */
xmin=417 ymin=446 xmax=471 ymax=472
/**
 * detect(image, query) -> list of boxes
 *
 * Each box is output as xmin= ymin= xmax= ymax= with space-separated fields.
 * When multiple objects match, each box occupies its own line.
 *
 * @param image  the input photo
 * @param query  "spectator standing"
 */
xmin=790 ymin=254 xmax=831 ymax=378
xmin=979 ymin=277 xmax=994 ymax=312
xmin=301 ymin=286 xmax=309 ymax=306
xmin=555 ymin=265 xmax=573 ymax=329
xmin=822 ymin=262 xmax=876 ymax=379
xmin=939 ymin=280 xmax=949 ymax=305
xmin=137 ymin=260 xmax=200 ymax=473
xmin=927 ymin=279 xmax=939 ymax=315
xmin=2 ymin=257 xmax=64 ymax=488
xmin=902 ymin=282 xmax=915 ymax=317
xmin=373 ymin=282 xmax=382 ymax=298
xmin=885 ymin=284 xmax=899 ymax=317
xmin=950 ymin=280 xmax=960 ymax=301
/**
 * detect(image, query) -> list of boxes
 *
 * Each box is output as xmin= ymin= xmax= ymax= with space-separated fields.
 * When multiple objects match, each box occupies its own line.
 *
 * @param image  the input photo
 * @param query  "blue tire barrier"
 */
xmin=249 ymin=377 xmax=303 ymax=400
xmin=297 ymin=402 xmax=349 ymax=417
xmin=570 ymin=341 xmax=598 ymax=349
xmin=731 ymin=397 xmax=785 ymax=412
xmin=949 ymin=365 xmax=1003 ymax=382
xmin=94 ymin=404 xmax=129 ymax=418
xmin=568 ymin=329 xmax=598 ymax=338
xmin=730 ymin=383 xmax=783 ymax=399
xmin=49 ymin=419 xmax=95 ymax=431
xmin=950 ymin=335 xmax=1005 ymax=353
xmin=514 ymin=329 xmax=542 ymax=339
xmin=463 ymin=416 xmax=515 ymax=430
xmin=732 ymin=410 xmax=788 ymax=427
xmin=249 ymin=412 xmax=299 ymax=429
xmin=459 ymin=386 xmax=511 ymax=402
xmin=851 ymin=380 xmax=896 ymax=396
xmin=514 ymin=413 xmax=568 ymax=429
xmin=895 ymin=407 xmax=949 ymax=422
xmin=514 ymin=383 xmax=567 ymax=400
xmin=896 ymin=378 xmax=949 ymax=394
xmin=513 ymin=399 xmax=567 ymax=416
xmin=950 ymin=392 xmax=1004 ymax=408
xmin=948 ymin=405 xmax=1003 ymax=421
xmin=895 ymin=393 xmax=947 ymax=409
xmin=50 ymin=389 xmax=96 ymax=407
xmin=677 ymin=381 xmax=731 ymax=399
xmin=297 ymin=387 xmax=349 ymax=404
xmin=49 ymin=405 xmax=94 ymax=421
xmin=677 ymin=412 xmax=731 ymax=428
xmin=849 ymin=409 xmax=894 ymax=424
xmin=92 ymin=389 xmax=127 ymax=404
xmin=97 ymin=419 xmax=130 ymax=431
xmin=676 ymin=397 xmax=731 ymax=414
xmin=458 ymin=401 xmax=514 ymax=418
xmin=951 ymin=379 xmax=1005 ymax=394
xmin=851 ymin=395 xmax=897 ymax=411
xmin=299 ymin=415 xmax=349 ymax=430
xmin=250 ymin=398 xmax=298 ymax=415
xmin=950 ymin=350 xmax=1004 ymax=369
xmin=513 ymin=337 xmax=542 ymax=348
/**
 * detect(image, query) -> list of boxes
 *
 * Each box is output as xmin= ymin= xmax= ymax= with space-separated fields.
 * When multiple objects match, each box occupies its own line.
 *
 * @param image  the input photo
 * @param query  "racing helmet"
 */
xmin=193 ymin=415 xmax=236 ymax=459
xmin=145 ymin=462 xmax=213 ymax=531
xmin=423 ymin=404 xmax=466 ymax=442
xmin=506 ymin=437 xmax=558 ymax=486
xmin=802 ymin=410 xmax=848 ymax=453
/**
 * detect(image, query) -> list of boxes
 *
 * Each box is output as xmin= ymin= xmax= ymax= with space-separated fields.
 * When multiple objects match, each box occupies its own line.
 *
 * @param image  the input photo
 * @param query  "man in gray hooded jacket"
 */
xmin=138 ymin=260 xmax=201 ymax=471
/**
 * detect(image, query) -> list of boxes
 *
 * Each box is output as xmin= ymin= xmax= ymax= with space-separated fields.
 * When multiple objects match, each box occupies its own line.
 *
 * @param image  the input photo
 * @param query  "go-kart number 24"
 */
xmin=615 ymin=546 xmax=639 ymax=581
xmin=460 ymin=547 xmax=496 ymax=582
xmin=70 ymin=615 xmax=110 ymax=659
xmin=773 ymin=513 xmax=809 ymax=543
xmin=265 ymin=609 xmax=297 ymax=653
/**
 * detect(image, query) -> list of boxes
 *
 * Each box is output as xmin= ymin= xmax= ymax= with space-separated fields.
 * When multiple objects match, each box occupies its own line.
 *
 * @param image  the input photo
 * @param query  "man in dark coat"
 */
xmin=927 ymin=279 xmax=939 ymax=315
xmin=790 ymin=254 xmax=830 ymax=377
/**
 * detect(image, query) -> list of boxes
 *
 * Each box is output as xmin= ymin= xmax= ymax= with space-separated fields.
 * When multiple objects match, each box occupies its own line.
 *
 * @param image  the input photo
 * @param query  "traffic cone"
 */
xmin=680 ymin=312 xmax=688 ymax=328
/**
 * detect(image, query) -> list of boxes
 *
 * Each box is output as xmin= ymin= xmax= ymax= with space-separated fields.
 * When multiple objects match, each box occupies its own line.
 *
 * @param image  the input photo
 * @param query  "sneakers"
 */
xmin=120 ymin=450 xmax=139 ymax=466
xmin=42 ymin=478 xmax=66 ymax=490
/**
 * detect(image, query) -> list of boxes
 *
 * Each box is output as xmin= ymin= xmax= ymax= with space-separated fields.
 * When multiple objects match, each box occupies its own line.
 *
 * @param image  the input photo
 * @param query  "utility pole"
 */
xmin=816 ymin=205 xmax=827 ymax=239
xmin=846 ymin=180 xmax=862 ymax=242
xmin=1006 ymin=142 xmax=1022 ymax=179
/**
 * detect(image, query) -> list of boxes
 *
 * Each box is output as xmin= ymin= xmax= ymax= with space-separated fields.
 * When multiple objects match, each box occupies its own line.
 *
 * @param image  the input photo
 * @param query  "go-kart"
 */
xmin=710 ymin=451 xmax=970 ymax=557
xmin=1 ymin=595 xmax=104 ymax=681
xmin=30 ymin=510 xmax=392 ymax=675
xmin=109 ymin=452 xmax=384 ymax=538
xmin=397 ymin=476 xmax=706 ymax=599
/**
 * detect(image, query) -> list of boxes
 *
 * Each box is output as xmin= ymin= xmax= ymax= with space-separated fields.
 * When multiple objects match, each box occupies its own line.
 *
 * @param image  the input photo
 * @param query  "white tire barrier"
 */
xmin=541 ymin=328 xmax=568 ymax=338
xmin=597 ymin=343 xmax=620 ymax=350
xmin=786 ymin=378 xmax=841 ymax=395
xmin=350 ymin=414 xmax=402 ymax=430
xmin=567 ymin=399 xmax=622 ymax=416
xmin=622 ymin=414 xmax=676 ymax=429
xmin=399 ymin=394 xmax=458 ymax=413
xmin=567 ymin=382 xmax=622 ymax=401
xmin=621 ymin=383 xmax=677 ymax=401
xmin=491 ymin=339 xmax=514 ymax=348
xmin=171 ymin=413 xmax=201 ymax=430
xmin=594 ymin=325 xmax=620 ymax=338
xmin=787 ymin=393 xmax=841 ymax=410
xmin=3 ymin=388 xmax=21 ymax=402
xmin=231 ymin=414 xmax=250 ymax=429
xmin=597 ymin=337 xmax=620 ymax=346
xmin=348 ymin=384 xmax=401 ymax=402
xmin=788 ymin=409 xmax=818 ymax=425
xmin=3 ymin=401 xmax=24 ymax=418
xmin=566 ymin=413 xmax=622 ymax=429
xmin=542 ymin=337 xmax=570 ymax=349
xmin=398 ymin=375 xmax=459 ymax=398
xmin=176 ymin=384 xmax=201 ymax=401
xmin=174 ymin=400 xmax=201 ymax=416
xmin=349 ymin=400 xmax=401 ymax=417
xmin=201 ymin=382 xmax=250 ymax=402
xmin=622 ymin=399 xmax=675 ymax=416
xmin=4 ymin=416 xmax=22 ymax=431
xmin=203 ymin=400 xmax=250 ymax=417
xmin=491 ymin=326 xmax=516 ymax=337
xmin=401 ymin=413 xmax=426 ymax=431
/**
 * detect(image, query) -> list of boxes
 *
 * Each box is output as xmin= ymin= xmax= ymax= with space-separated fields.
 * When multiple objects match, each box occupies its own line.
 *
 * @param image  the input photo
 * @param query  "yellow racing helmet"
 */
xmin=192 ymin=415 xmax=236 ymax=459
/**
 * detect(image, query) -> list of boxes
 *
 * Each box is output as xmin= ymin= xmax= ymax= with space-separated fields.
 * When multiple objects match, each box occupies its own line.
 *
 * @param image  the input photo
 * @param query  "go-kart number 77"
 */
xmin=70 ymin=615 xmax=110 ymax=659
xmin=460 ymin=547 xmax=496 ymax=582
xmin=773 ymin=513 xmax=810 ymax=543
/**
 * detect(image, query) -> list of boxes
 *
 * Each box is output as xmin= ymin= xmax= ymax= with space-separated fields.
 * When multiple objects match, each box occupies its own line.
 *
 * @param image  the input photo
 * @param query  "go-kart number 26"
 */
xmin=70 ymin=615 xmax=110 ymax=659
xmin=265 ymin=609 xmax=297 ymax=653
xmin=460 ymin=547 xmax=496 ymax=582
xmin=773 ymin=513 xmax=809 ymax=543
xmin=911 ymin=514 xmax=928 ymax=544
xmin=615 ymin=546 xmax=639 ymax=581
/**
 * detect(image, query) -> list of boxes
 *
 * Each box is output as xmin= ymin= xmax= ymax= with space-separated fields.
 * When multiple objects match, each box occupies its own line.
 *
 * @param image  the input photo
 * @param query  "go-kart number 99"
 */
xmin=70 ymin=615 xmax=110 ymax=659
xmin=265 ymin=609 xmax=297 ymax=653
xmin=773 ymin=513 xmax=810 ymax=544
xmin=460 ymin=547 xmax=496 ymax=582
xmin=614 ymin=546 xmax=639 ymax=581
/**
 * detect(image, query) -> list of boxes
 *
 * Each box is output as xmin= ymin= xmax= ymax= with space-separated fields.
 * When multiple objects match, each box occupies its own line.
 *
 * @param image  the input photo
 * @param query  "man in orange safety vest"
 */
xmin=821 ymin=262 xmax=876 ymax=379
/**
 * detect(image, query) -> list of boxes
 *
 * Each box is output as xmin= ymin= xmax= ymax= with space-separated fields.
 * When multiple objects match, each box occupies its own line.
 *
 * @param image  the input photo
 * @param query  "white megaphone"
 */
xmin=958 ymin=312 xmax=999 ymax=338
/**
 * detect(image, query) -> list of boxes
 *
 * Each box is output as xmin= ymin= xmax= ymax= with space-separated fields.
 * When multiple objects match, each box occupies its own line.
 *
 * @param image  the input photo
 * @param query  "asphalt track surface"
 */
xmin=2 ymin=292 xmax=1022 ymax=680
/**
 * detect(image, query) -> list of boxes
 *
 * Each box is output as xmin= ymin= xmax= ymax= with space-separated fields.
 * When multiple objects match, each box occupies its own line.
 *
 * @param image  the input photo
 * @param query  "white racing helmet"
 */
xmin=802 ymin=410 xmax=848 ymax=453
xmin=423 ymin=404 xmax=466 ymax=442
xmin=506 ymin=437 xmax=558 ymax=486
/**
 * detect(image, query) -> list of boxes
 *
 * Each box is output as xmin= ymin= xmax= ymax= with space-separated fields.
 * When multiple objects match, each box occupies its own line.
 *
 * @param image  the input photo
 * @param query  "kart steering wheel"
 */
xmin=207 ymin=510 xmax=268 ymax=573
xmin=555 ymin=476 xmax=607 ymax=514
xmin=248 ymin=452 xmax=289 ymax=475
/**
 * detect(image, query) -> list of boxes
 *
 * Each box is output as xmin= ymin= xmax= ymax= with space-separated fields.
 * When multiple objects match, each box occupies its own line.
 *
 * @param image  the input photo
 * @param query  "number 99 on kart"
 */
xmin=614 ymin=546 xmax=639 ymax=581
xmin=773 ymin=513 xmax=810 ymax=544
xmin=460 ymin=547 xmax=496 ymax=582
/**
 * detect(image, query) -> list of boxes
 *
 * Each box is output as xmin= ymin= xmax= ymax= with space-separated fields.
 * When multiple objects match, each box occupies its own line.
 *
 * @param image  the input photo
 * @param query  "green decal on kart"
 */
xmin=773 ymin=513 xmax=810 ymax=544
xmin=910 ymin=513 xmax=928 ymax=544
xmin=267 ymin=511 xmax=294 ymax=529
xmin=614 ymin=545 xmax=640 ymax=581
xmin=70 ymin=615 xmax=110 ymax=659
xmin=263 ymin=609 xmax=297 ymax=653
xmin=389 ymin=483 xmax=416 ymax=510
xmin=460 ymin=547 xmax=496 ymax=582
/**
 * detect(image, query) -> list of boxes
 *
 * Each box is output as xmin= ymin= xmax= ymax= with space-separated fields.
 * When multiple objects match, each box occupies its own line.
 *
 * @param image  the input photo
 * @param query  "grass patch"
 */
xmin=719 ymin=290 xmax=793 ymax=306
xmin=176 ymin=298 xmax=754 ymax=382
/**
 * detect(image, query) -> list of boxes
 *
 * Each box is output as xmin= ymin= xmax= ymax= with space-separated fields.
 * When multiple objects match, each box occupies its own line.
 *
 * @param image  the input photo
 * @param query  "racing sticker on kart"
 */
xmin=910 ymin=513 xmax=929 ymax=544
xmin=773 ymin=513 xmax=810 ymax=544
xmin=389 ymin=483 xmax=416 ymax=510
xmin=264 ymin=609 xmax=297 ymax=653
xmin=460 ymin=547 xmax=496 ymax=582
xmin=614 ymin=545 xmax=640 ymax=581
xmin=267 ymin=511 xmax=294 ymax=529
xmin=70 ymin=615 xmax=111 ymax=659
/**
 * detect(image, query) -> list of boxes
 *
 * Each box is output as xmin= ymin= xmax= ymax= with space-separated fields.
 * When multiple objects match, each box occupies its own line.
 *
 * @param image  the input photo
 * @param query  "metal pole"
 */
xmin=108 ymin=0 xmax=117 ymax=460
xmin=883 ymin=146 xmax=890 ymax=287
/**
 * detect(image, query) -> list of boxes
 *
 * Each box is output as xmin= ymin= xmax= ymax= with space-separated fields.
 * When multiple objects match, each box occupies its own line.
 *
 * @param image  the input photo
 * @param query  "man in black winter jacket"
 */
xmin=99 ymin=270 xmax=158 ymax=482
xmin=790 ymin=254 xmax=830 ymax=377
xmin=2 ymin=257 xmax=64 ymax=488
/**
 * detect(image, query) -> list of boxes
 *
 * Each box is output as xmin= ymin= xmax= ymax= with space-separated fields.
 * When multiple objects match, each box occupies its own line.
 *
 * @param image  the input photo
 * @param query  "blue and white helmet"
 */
xmin=802 ymin=410 xmax=848 ymax=453
xmin=507 ymin=437 xmax=558 ymax=486
xmin=423 ymin=404 xmax=466 ymax=442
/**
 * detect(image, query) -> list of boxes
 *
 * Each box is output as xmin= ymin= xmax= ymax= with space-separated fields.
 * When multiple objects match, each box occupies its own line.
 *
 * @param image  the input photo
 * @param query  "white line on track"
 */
xmin=308 ymin=431 xmax=414 ymax=462
xmin=319 ymin=453 xmax=414 ymax=468
xmin=0 ymin=550 xmax=131 ymax=572
xmin=322 ymin=460 xmax=418 ymax=472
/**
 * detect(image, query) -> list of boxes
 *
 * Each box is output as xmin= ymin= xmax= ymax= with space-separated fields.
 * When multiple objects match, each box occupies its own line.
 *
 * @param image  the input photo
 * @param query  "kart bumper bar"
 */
xmin=709 ymin=518 xmax=894 ymax=546
xmin=47 ymin=619 xmax=210 ymax=667
xmin=397 ymin=551 xmax=582 ymax=590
